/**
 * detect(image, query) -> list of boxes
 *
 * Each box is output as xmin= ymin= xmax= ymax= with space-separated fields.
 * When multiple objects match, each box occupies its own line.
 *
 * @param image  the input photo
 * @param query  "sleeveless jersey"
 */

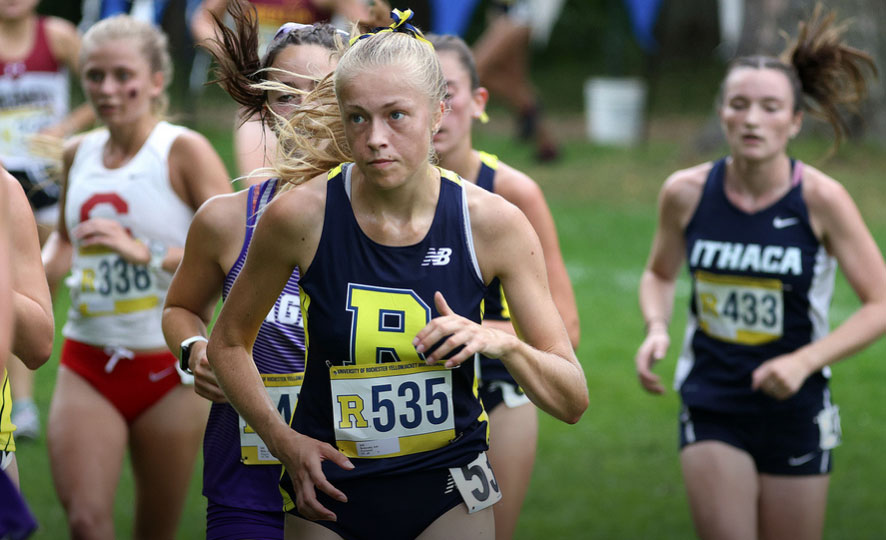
xmin=473 ymin=151 xmax=518 ymax=389
xmin=0 ymin=371 xmax=14 ymax=453
xmin=0 ymin=16 xmax=69 ymax=191
xmin=295 ymin=163 xmax=489 ymax=482
xmin=675 ymin=158 xmax=835 ymax=413
xmin=203 ymin=178 xmax=306 ymax=511
xmin=475 ymin=152 xmax=509 ymax=322
xmin=62 ymin=122 xmax=193 ymax=350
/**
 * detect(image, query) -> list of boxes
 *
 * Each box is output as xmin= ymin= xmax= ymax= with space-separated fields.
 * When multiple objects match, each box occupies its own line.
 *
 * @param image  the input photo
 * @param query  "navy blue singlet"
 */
xmin=676 ymin=158 xmax=836 ymax=414
xmin=295 ymin=163 xmax=490 ymax=482
xmin=473 ymin=152 xmax=518 ymax=389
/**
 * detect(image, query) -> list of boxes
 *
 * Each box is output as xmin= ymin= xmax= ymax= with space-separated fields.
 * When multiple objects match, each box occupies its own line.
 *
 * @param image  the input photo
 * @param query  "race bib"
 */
xmin=0 ymin=106 xmax=51 ymax=157
xmin=330 ymin=361 xmax=455 ymax=459
xmin=69 ymin=247 xmax=159 ymax=317
xmin=239 ymin=372 xmax=303 ymax=465
xmin=449 ymin=452 xmax=502 ymax=514
xmin=694 ymin=271 xmax=784 ymax=345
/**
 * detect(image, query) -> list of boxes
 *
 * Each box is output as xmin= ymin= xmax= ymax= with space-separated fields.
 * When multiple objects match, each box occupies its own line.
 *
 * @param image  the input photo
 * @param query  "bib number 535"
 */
xmin=449 ymin=452 xmax=502 ymax=513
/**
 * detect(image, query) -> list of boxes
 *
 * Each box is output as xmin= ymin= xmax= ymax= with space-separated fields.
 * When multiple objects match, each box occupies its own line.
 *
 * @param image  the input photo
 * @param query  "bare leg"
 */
xmin=473 ymin=17 xmax=535 ymax=115
xmin=758 ymin=474 xmax=829 ymax=540
xmin=419 ymin=503 xmax=494 ymax=539
xmin=487 ymin=402 xmax=537 ymax=540
xmin=285 ymin=513 xmax=344 ymax=540
xmin=8 ymin=356 xmax=37 ymax=438
xmin=7 ymin=357 xmax=33 ymax=401
xmin=48 ymin=367 xmax=127 ymax=540
xmin=680 ymin=441 xmax=759 ymax=540
xmin=472 ymin=16 xmax=559 ymax=160
xmin=283 ymin=496 xmax=494 ymax=539
xmin=129 ymin=384 xmax=208 ymax=540
xmin=3 ymin=453 xmax=18 ymax=488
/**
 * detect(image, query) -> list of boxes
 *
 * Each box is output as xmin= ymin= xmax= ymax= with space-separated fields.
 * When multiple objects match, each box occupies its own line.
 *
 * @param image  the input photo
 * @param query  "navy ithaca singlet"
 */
xmin=676 ymin=158 xmax=836 ymax=414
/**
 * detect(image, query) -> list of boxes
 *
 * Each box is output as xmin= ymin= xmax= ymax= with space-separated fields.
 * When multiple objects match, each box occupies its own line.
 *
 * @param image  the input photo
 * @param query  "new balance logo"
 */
xmin=444 ymin=474 xmax=456 ymax=494
xmin=422 ymin=247 xmax=452 ymax=266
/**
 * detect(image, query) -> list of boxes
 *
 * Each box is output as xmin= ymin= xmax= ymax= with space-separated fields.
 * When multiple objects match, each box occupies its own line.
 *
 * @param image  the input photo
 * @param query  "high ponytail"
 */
xmin=721 ymin=4 xmax=876 ymax=149
xmin=201 ymin=0 xmax=264 ymax=124
xmin=780 ymin=4 xmax=876 ymax=146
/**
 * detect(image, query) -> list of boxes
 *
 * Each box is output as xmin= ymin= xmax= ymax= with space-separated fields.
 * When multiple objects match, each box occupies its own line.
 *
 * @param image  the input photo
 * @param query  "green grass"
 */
xmin=13 ymin=104 xmax=886 ymax=538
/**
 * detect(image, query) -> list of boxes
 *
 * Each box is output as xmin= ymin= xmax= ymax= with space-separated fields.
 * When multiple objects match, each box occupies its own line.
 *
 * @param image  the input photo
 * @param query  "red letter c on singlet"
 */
xmin=79 ymin=193 xmax=129 ymax=223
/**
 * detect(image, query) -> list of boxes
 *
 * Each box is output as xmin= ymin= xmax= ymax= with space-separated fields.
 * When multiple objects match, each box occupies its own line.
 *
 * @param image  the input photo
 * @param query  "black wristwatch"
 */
xmin=179 ymin=336 xmax=208 ymax=374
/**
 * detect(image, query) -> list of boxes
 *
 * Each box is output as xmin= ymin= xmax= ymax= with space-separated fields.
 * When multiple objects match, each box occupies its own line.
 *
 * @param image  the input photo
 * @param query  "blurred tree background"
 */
xmin=35 ymin=0 xmax=884 ymax=138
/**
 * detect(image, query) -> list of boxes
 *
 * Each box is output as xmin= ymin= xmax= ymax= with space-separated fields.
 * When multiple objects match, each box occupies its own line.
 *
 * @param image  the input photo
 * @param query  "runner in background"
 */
xmin=41 ymin=15 xmax=231 ymax=538
xmin=635 ymin=7 xmax=886 ymax=539
xmin=1 ymin=0 xmax=95 ymax=441
xmin=429 ymin=32 xmax=579 ymax=540
xmin=163 ymin=2 xmax=343 ymax=537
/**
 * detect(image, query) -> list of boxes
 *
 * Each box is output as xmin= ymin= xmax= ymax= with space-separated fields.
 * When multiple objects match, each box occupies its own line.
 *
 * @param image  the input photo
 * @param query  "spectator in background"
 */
xmin=1 ymin=0 xmax=95 ymax=441
xmin=190 ymin=0 xmax=366 ymax=49
xmin=189 ymin=0 xmax=365 ymax=185
xmin=79 ymin=0 xmax=198 ymax=29
xmin=472 ymin=0 xmax=565 ymax=162
xmin=41 ymin=15 xmax=231 ymax=539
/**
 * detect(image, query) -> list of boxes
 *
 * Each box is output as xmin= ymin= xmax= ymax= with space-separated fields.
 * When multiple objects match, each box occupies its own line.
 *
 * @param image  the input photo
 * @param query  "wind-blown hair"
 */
xmin=271 ymin=29 xmax=445 ymax=187
xmin=202 ymin=0 xmax=345 ymax=126
xmin=719 ymin=4 xmax=876 ymax=149
xmin=80 ymin=15 xmax=173 ymax=117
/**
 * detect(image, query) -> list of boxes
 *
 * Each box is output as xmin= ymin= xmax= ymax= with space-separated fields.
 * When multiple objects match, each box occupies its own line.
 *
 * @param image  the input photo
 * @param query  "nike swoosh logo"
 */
xmin=788 ymin=452 xmax=816 ymax=466
xmin=773 ymin=216 xmax=800 ymax=229
xmin=148 ymin=366 xmax=175 ymax=382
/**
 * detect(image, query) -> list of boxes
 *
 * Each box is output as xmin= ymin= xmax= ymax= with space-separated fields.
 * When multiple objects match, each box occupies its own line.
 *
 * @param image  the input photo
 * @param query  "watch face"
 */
xmin=180 ymin=346 xmax=191 ymax=373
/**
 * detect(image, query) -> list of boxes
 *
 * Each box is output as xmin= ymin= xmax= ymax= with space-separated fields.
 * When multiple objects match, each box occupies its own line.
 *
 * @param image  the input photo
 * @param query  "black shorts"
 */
xmin=478 ymin=378 xmax=530 ymax=413
xmin=206 ymin=500 xmax=283 ymax=540
xmin=282 ymin=452 xmax=499 ymax=540
xmin=678 ymin=401 xmax=841 ymax=476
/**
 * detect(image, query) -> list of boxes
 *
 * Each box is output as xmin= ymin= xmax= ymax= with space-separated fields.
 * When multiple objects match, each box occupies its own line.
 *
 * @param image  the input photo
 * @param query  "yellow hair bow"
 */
xmin=350 ymin=9 xmax=433 ymax=48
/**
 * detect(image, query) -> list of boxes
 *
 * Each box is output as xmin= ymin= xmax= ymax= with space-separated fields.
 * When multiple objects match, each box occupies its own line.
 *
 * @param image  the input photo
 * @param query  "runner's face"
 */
xmin=81 ymin=39 xmax=162 ymax=126
xmin=719 ymin=67 xmax=802 ymax=162
xmin=433 ymin=51 xmax=485 ymax=158
xmin=267 ymin=43 xmax=337 ymax=118
xmin=339 ymin=68 xmax=443 ymax=189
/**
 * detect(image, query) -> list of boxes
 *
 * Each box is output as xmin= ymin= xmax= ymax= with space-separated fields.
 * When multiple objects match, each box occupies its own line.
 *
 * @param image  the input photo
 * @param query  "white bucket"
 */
xmin=584 ymin=77 xmax=647 ymax=145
